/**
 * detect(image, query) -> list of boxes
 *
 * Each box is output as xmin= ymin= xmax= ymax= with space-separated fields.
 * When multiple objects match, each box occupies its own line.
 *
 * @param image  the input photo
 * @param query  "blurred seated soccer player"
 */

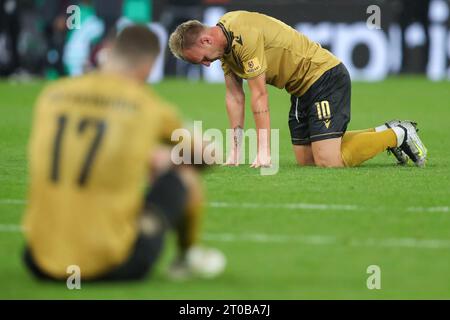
xmin=22 ymin=25 xmax=225 ymax=282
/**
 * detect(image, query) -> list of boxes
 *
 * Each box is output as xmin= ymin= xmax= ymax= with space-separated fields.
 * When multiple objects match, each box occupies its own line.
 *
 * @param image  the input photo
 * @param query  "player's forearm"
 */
xmin=226 ymin=95 xmax=245 ymax=156
xmin=251 ymin=92 xmax=271 ymax=151
xmin=225 ymin=94 xmax=245 ymax=129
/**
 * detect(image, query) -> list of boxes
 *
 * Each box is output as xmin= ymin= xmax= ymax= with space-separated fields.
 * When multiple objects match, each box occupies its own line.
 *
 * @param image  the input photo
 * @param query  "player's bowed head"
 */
xmin=101 ymin=25 xmax=160 ymax=83
xmin=168 ymin=20 xmax=228 ymax=67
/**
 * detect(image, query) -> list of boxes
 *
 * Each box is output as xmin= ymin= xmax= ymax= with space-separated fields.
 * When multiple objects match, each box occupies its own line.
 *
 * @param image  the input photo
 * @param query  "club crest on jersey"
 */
xmin=244 ymin=58 xmax=261 ymax=74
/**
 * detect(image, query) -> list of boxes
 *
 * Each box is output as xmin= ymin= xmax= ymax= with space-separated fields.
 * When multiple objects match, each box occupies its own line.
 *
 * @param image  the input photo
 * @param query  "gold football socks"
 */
xmin=341 ymin=128 xmax=401 ymax=167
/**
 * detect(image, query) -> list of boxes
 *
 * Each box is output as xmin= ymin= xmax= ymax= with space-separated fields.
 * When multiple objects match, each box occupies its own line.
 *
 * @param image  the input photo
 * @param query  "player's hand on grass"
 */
xmin=224 ymin=148 xmax=240 ymax=166
xmin=250 ymin=152 xmax=272 ymax=168
xmin=224 ymin=126 xmax=243 ymax=166
xmin=251 ymin=133 xmax=271 ymax=168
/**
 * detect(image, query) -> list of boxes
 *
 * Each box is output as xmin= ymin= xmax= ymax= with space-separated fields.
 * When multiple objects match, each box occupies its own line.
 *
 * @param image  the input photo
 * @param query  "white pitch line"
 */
xmin=2 ymin=224 xmax=449 ymax=250
xmin=0 ymin=199 xmax=26 ymax=205
xmin=208 ymin=201 xmax=449 ymax=214
xmin=203 ymin=233 xmax=337 ymax=245
xmin=0 ymin=199 xmax=358 ymax=211
xmin=208 ymin=201 xmax=358 ymax=211
xmin=407 ymin=206 xmax=449 ymax=213
xmin=0 ymin=224 xmax=24 ymax=232
xmin=0 ymin=198 xmax=448 ymax=214
xmin=203 ymin=233 xmax=450 ymax=250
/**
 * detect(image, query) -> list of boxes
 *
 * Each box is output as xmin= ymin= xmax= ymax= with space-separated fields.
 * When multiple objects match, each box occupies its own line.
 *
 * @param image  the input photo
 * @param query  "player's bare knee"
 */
xmin=315 ymin=159 xmax=344 ymax=168
xmin=176 ymin=166 xmax=199 ymax=188
xmin=311 ymin=138 xmax=344 ymax=167
xmin=176 ymin=167 xmax=204 ymax=204
xmin=313 ymin=151 xmax=345 ymax=168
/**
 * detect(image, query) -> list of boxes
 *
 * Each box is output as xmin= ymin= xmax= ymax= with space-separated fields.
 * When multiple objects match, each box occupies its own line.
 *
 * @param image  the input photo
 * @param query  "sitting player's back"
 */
xmin=24 ymin=72 xmax=180 ymax=279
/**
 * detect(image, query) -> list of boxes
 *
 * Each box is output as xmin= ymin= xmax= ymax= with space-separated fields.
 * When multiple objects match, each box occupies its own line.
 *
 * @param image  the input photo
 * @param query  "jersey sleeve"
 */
xmin=237 ymin=28 xmax=267 ymax=79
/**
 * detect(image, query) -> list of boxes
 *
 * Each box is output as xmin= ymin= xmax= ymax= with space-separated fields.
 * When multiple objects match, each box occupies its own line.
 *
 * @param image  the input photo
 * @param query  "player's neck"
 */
xmin=101 ymin=60 xmax=145 ymax=84
xmin=211 ymin=26 xmax=228 ymax=53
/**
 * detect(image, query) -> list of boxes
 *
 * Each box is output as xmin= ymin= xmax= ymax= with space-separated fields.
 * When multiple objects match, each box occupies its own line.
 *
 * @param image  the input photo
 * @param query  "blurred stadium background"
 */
xmin=1 ymin=0 xmax=449 ymax=81
xmin=1 ymin=0 xmax=450 ymax=299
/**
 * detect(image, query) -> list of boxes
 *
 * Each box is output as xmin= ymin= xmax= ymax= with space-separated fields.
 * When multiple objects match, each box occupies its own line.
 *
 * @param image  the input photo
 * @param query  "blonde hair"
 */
xmin=169 ymin=20 xmax=206 ymax=60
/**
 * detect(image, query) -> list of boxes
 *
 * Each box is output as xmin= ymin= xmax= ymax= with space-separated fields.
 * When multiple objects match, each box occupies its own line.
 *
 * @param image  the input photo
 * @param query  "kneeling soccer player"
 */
xmin=23 ymin=25 xmax=224 ymax=282
xmin=169 ymin=11 xmax=427 ymax=168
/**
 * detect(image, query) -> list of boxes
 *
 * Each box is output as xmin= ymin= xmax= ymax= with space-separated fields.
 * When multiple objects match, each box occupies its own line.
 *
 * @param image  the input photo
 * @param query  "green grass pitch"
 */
xmin=0 ymin=77 xmax=449 ymax=299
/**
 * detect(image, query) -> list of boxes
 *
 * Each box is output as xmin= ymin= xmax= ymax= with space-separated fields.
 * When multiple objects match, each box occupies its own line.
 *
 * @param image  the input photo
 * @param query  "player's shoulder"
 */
xmin=219 ymin=11 xmax=268 ymax=46
xmin=219 ymin=11 xmax=268 ymax=26
xmin=218 ymin=10 xmax=243 ymax=23
xmin=35 ymin=76 xmax=80 ymax=104
xmin=136 ymin=84 xmax=180 ymax=117
xmin=141 ymin=85 xmax=166 ymax=108
xmin=218 ymin=11 xmax=255 ymax=29
xmin=219 ymin=11 xmax=264 ymax=52
xmin=38 ymin=73 xmax=147 ymax=110
xmin=39 ymin=73 xmax=102 ymax=97
xmin=40 ymin=76 xmax=74 ymax=93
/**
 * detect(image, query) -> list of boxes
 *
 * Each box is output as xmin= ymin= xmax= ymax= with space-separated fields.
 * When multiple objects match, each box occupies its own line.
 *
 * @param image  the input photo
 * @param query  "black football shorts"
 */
xmin=288 ymin=63 xmax=351 ymax=145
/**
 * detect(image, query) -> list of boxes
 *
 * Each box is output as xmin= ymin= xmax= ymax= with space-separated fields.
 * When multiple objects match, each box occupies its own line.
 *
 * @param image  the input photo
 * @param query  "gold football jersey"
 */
xmin=23 ymin=72 xmax=182 ymax=279
xmin=218 ymin=11 xmax=341 ymax=97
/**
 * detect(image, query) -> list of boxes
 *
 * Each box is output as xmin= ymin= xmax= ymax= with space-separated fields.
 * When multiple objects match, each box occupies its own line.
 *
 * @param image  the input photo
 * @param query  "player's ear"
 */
xmin=199 ymin=35 xmax=212 ymax=46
